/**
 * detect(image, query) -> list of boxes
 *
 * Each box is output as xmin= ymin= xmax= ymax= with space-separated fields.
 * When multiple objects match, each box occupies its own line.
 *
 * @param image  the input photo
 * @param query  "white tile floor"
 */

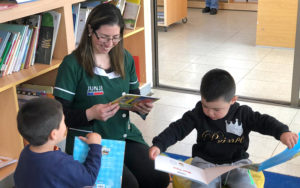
xmin=130 ymin=89 xmax=300 ymax=178
xmin=158 ymin=8 xmax=294 ymax=102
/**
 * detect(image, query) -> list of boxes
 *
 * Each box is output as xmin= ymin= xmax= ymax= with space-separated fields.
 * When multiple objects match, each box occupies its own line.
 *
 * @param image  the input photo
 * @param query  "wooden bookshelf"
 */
xmin=256 ymin=0 xmax=298 ymax=48
xmin=0 ymin=0 xmax=147 ymax=181
xmin=157 ymin=0 xmax=188 ymax=31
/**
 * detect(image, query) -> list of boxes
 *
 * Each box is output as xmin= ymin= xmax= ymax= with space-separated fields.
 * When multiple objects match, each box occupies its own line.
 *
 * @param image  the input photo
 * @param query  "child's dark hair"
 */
xmin=200 ymin=69 xmax=236 ymax=102
xmin=17 ymin=98 xmax=63 ymax=146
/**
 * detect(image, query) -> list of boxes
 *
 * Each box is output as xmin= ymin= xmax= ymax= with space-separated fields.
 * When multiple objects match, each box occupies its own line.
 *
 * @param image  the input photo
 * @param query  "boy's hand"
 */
xmin=280 ymin=132 xmax=299 ymax=149
xmin=149 ymin=146 xmax=161 ymax=160
xmin=79 ymin=133 xmax=102 ymax=145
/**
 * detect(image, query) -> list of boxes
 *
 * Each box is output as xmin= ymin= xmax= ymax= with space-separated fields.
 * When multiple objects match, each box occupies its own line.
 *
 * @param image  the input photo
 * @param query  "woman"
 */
xmin=53 ymin=3 xmax=170 ymax=188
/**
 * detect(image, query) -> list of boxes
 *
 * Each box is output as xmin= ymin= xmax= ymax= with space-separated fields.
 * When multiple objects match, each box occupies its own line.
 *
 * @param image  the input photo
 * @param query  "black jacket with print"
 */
xmin=152 ymin=101 xmax=289 ymax=164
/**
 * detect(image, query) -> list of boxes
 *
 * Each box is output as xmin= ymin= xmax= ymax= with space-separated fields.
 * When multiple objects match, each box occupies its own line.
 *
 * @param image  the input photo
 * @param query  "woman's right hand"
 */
xmin=79 ymin=132 xmax=102 ymax=145
xmin=86 ymin=103 xmax=120 ymax=122
xmin=149 ymin=146 xmax=161 ymax=160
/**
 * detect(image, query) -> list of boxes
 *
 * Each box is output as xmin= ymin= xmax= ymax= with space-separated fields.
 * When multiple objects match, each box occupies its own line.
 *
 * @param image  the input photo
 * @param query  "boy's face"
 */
xmin=201 ymin=96 xmax=237 ymax=120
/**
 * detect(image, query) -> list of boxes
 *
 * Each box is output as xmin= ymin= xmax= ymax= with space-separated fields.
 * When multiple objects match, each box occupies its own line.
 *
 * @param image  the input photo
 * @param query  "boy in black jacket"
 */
xmin=149 ymin=69 xmax=298 ymax=188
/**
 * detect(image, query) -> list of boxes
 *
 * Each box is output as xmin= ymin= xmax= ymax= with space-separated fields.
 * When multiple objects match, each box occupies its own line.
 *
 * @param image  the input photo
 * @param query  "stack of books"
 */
xmin=0 ymin=10 xmax=61 ymax=77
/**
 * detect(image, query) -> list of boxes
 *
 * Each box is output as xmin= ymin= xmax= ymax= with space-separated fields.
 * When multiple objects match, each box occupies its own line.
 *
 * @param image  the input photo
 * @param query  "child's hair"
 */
xmin=17 ymin=98 xmax=63 ymax=146
xmin=200 ymin=69 xmax=236 ymax=102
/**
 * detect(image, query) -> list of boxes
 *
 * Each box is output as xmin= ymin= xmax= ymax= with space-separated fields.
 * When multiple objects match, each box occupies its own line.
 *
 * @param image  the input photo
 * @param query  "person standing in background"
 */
xmin=202 ymin=0 xmax=218 ymax=15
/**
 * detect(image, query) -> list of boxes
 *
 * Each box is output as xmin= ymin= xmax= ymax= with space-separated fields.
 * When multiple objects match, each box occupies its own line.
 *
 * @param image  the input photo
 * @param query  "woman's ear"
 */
xmin=230 ymin=96 xmax=238 ymax=105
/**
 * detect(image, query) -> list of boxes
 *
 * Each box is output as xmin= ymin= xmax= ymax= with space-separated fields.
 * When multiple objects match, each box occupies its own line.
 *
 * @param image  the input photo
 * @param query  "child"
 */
xmin=149 ymin=69 xmax=299 ymax=188
xmin=202 ymin=0 xmax=218 ymax=15
xmin=14 ymin=98 xmax=102 ymax=188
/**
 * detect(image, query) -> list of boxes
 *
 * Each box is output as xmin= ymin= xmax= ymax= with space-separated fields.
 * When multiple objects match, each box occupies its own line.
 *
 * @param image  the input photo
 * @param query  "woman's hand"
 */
xmin=86 ymin=103 xmax=120 ymax=122
xmin=149 ymin=146 xmax=161 ymax=160
xmin=132 ymin=101 xmax=153 ymax=115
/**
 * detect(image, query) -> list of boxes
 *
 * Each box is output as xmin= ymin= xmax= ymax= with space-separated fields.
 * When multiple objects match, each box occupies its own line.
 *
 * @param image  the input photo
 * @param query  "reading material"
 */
xmin=123 ymin=2 xmax=140 ymax=30
xmin=73 ymin=137 xmax=125 ymax=188
xmin=112 ymin=94 xmax=159 ymax=110
xmin=155 ymin=133 xmax=300 ymax=185
xmin=0 ymin=156 xmax=17 ymax=169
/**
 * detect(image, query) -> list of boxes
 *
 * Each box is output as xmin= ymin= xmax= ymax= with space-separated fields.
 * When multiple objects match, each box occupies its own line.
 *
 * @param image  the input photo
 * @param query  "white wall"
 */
xmin=143 ymin=0 xmax=153 ymax=86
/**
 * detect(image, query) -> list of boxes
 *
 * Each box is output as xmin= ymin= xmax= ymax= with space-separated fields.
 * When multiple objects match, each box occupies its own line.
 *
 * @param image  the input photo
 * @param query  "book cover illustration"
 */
xmin=112 ymin=94 xmax=159 ymax=110
xmin=0 ymin=156 xmax=17 ymax=169
xmin=73 ymin=137 xmax=125 ymax=188
xmin=155 ymin=132 xmax=300 ymax=185
xmin=35 ymin=12 xmax=53 ymax=65
xmin=123 ymin=2 xmax=140 ymax=30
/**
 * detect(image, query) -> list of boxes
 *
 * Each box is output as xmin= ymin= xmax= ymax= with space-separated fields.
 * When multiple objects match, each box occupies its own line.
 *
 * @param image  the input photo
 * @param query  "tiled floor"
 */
xmin=157 ymin=8 xmax=294 ymax=102
xmin=130 ymin=89 xmax=300 ymax=178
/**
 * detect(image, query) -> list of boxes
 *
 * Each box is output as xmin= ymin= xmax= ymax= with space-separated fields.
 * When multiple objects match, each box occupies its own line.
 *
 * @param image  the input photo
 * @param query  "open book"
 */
xmin=112 ymin=94 xmax=159 ymax=110
xmin=155 ymin=133 xmax=300 ymax=185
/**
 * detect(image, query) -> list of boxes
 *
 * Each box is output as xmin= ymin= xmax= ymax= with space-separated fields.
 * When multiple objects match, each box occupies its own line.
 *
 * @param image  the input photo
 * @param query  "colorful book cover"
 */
xmin=123 ymin=2 xmax=140 ymax=30
xmin=73 ymin=137 xmax=125 ymax=188
xmin=112 ymin=94 xmax=159 ymax=110
xmin=0 ymin=23 xmax=28 ymax=75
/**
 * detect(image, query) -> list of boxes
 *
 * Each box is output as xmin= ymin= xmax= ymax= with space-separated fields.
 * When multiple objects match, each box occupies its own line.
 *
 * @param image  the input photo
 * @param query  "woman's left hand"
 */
xmin=132 ymin=102 xmax=153 ymax=115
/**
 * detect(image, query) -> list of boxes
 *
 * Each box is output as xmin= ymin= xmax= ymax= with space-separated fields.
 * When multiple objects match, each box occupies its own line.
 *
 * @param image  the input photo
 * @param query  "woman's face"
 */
xmin=91 ymin=24 xmax=121 ymax=54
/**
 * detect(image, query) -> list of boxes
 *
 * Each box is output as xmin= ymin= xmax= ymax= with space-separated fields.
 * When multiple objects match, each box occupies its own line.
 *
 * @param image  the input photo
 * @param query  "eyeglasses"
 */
xmin=93 ymin=30 xmax=122 ymax=43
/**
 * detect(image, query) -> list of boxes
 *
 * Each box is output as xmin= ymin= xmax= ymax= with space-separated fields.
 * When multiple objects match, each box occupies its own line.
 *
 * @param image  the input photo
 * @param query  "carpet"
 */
xmin=164 ymin=152 xmax=300 ymax=188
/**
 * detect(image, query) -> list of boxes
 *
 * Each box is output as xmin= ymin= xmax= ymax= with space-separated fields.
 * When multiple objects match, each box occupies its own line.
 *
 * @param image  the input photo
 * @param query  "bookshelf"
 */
xmin=256 ymin=0 xmax=297 ymax=48
xmin=157 ymin=0 xmax=187 ymax=32
xmin=187 ymin=0 xmax=258 ymax=11
xmin=0 ymin=0 xmax=147 ymax=181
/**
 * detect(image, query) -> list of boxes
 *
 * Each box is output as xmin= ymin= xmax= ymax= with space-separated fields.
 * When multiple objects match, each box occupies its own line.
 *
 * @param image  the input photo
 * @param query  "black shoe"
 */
xmin=210 ymin=8 xmax=217 ymax=15
xmin=202 ymin=7 xmax=210 ymax=13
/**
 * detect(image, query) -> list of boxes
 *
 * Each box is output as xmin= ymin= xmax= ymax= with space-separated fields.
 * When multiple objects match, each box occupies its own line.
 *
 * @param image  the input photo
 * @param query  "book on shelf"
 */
xmin=1 ymin=32 xmax=19 ymax=77
xmin=75 ymin=8 xmax=92 ymax=47
xmin=73 ymin=137 xmax=125 ymax=188
xmin=132 ymin=56 xmax=140 ymax=82
xmin=17 ymin=83 xmax=54 ymax=107
xmin=0 ymin=2 xmax=18 ymax=11
xmin=112 ymin=94 xmax=159 ymax=110
xmin=72 ymin=3 xmax=81 ymax=41
xmin=126 ymin=0 xmax=140 ymax=4
xmin=35 ymin=12 xmax=56 ymax=65
xmin=157 ymin=12 xmax=164 ymax=24
xmin=0 ymin=23 xmax=28 ymax=76
xmin=15 ymin=0 xmax=38 ymax=4
xmin=114 ymin=0 xmax=126 ymax=15
xmin=0 ymin=30 xmax=11 ymax=60
xmin=0 ymin=33 xmax=14 ymax=72
xmin=48 ymin=10 xmax=61 ymax=62
xmin=123 ymin=2 xmax=140 ymax=30
xmin=0 ymin=156 xmax=17 ymax=169
xmin=155 ymin=132 xmax=300 ymax=185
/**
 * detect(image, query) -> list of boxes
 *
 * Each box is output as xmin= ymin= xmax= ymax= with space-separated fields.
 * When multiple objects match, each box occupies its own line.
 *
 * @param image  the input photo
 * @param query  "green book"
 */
xmin=0 ymin=40 xmax=12 ymax=71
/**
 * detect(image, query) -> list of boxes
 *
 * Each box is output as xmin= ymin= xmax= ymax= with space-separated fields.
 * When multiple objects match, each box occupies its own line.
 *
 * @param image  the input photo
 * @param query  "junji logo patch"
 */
xmin=87 ymin=85 xmax=104 ymax=96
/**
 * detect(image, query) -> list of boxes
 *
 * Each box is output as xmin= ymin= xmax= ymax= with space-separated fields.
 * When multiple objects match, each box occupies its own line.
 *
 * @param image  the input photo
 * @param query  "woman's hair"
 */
xmin=74 ymin=3 xmax=125 ymax=78
xmin=200 ymin=69 xmax=236 ymax=102
xmin=17 ymin=98 xmax=63 ymax=146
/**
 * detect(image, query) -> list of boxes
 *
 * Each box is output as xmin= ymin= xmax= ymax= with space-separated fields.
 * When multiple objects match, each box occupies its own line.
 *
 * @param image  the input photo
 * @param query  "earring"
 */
xmin=88 ymin=33 xmax=91 ymax=37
